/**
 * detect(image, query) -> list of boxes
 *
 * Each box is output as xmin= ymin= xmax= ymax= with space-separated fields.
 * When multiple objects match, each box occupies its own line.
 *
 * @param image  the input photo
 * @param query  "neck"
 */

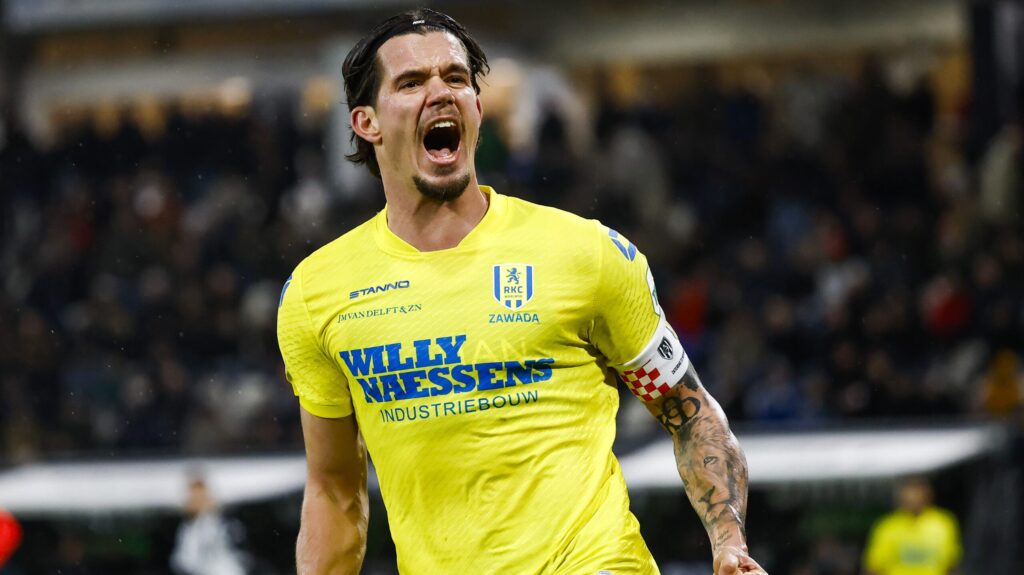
xmin=381 ymin=174 xmax=488 ymax=251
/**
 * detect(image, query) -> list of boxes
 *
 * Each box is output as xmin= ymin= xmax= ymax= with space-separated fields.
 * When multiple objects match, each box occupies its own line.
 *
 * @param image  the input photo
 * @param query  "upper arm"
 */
xmin=300 ymin=407 xmax=366 ymax=490
xmin=585 ymin=223 xmax=731 ymax=439
xmin=589 ymin=224 xmax=665 ymax=369
xmin=297 ymin=408 xmax=369 ymax=568
xmin=589 ymin=223 xmax=692 ymax=406
xmin=277 ymin=265 xmax=354 ymax=418
xmin=863 ymin=520 xmax=892 ymax=573
xmin=942 ymin=512 xmax=962 ymax=567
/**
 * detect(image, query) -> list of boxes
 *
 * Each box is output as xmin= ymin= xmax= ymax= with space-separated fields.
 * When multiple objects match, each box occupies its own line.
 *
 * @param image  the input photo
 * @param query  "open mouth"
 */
xmin=423 ymin=119 xmax=461 ymax=162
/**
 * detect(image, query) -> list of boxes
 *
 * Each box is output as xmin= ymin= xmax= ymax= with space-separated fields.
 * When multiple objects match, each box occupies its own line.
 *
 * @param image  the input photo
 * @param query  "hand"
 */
xmin=713 ymin=545 xmax=767 ymax=575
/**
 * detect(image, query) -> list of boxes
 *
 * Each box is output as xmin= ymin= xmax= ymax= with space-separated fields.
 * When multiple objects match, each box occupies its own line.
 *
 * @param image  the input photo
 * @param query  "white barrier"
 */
xmin=0 ymin=424 xmax=1006 ymax=515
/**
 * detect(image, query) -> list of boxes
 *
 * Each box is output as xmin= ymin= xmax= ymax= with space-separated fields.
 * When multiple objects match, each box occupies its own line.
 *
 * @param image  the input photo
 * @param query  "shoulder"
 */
xmin=505 ymin=195 xmax=602 ymax=230
xmin=925 ymin=507 xmax=959 ymax=528
xmin=871 ymin=511 xmax=903 ymax=533
xmin=503 ymin=195 xmax=611 ymax=254
xmin=502 ymin=196 xmax=614 ymax=283
xmin=292 ymin=215 xmax=379 ymax=285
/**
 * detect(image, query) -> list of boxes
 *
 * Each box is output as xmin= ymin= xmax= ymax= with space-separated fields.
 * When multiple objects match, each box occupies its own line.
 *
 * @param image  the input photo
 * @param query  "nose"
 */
xmin=424 ymin=75 xmax=455 ymax=109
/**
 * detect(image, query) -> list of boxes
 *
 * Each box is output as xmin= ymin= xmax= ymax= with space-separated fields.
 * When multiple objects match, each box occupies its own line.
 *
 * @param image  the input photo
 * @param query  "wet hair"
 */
xmin=342 ymin=8 xmax=490 ymax=179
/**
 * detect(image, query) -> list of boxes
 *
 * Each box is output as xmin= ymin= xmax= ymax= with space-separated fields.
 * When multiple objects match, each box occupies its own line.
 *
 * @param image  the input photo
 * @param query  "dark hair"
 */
xmin=342 ymin=8 xmax=490 ymax=179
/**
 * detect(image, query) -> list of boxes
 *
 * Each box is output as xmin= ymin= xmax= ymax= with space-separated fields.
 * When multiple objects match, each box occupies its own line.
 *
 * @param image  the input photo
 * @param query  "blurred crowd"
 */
xmin=581 ymin=62 xmax=1024 ymax=438
xmin=0 ymin=100 xmax=327 ymax=459
xmin=1 ymin=59 xmax=1023 ymax=461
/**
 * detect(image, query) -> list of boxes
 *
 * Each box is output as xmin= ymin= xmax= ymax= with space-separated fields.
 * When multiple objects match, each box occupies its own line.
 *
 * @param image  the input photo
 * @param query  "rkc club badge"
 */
xmin=493 ymin=263 xmax=534 ymax=309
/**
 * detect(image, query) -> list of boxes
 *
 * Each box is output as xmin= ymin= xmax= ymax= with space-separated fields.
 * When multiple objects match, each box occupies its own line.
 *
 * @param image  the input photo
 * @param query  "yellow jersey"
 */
xmin=278 ymin=186 xmax=680 ymax=575
xmin=863 ymin=507 xmax=961 ymax=575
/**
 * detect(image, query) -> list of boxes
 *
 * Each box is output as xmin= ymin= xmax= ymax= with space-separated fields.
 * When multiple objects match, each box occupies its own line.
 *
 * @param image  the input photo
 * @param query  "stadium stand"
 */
xmin=2 ymin=58 xmax=1021 ymax=460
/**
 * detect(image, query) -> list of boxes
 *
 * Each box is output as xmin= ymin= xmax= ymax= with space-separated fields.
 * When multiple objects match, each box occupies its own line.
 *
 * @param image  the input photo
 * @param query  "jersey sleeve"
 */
xmin=276 ymin=264 xmax=353 ymax=418
xmin=589 ymin=223 xmax=690 ymax=403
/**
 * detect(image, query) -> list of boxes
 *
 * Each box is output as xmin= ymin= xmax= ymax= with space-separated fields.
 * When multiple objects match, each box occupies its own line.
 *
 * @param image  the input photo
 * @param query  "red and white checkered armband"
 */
xmin=616 ymin=317 xmax=690 ymax=403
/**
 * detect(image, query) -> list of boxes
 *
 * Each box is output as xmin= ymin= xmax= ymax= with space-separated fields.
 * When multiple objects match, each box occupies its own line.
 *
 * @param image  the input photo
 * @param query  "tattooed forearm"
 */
xmin=655 ymin=396 xmax=701 ymax=433
xmin=646 ymin=364 xmax=749 ymax=552
xmin=681 ymin=364 xmax=702 ymax=391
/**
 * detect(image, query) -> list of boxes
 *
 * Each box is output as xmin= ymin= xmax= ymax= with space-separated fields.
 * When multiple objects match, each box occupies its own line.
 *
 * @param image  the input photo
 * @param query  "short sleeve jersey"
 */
xmin=278 ymin=187 xmax=674 ymax=574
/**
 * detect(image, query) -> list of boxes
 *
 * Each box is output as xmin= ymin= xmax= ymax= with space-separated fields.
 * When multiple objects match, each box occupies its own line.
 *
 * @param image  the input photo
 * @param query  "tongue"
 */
xmin=429 ymin=147 xmax=453 ymax=159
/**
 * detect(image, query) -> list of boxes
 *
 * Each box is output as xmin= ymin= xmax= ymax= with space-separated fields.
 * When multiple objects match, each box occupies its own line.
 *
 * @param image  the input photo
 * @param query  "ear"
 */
xmin=476 ymin=95 xmax=483 ymax=118
xmin=350 ymin=105 xmax=381 ymax=145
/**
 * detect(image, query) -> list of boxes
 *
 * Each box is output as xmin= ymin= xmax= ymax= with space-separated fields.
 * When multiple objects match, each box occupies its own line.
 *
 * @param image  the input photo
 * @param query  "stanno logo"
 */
xmin=493 ymin=264 xmax=534 ymax=309
xmin=350 ymin=280 xmax=411 ymax=299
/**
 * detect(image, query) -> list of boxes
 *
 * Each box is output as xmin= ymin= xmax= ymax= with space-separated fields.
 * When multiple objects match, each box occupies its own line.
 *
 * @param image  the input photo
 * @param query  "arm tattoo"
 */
xmin=649 ymin=363 xmax=749 ymax=550
xmin=681 ymin=367 xmax=701 ymax=391
xmin=655 ymin=396 xmax=701 ymax=433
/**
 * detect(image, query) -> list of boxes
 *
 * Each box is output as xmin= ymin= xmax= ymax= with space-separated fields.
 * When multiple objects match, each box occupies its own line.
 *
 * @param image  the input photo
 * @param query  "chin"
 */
xmin=413 ymin=170 xmax=471 ymax=202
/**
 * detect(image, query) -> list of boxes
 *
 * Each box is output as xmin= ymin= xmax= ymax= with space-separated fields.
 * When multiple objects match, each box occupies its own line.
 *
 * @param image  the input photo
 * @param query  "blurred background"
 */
xmin=0 ymin=0 xmax=1022 ymax=573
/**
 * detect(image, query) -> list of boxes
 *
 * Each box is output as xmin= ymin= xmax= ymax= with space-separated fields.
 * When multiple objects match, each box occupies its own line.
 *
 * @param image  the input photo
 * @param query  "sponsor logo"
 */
xmin=349 ymin=280 xmax=410 ymax=299
xmin=337 ymin=303 xmax=422 ymax=322
xmin=378 ymin=390 xmax=539 ymax=424
xmin=658 ymin=337 xmax=674 ymax=360
xmin=493 ymin=264 xmax=534 ymax=309
xmin=337 ymin=335 xmax=554 ymax=406
xmin=278 ymin=275 xmax=292 ymax=307
xmin=608 ymin=229 xmax=636 ymax=261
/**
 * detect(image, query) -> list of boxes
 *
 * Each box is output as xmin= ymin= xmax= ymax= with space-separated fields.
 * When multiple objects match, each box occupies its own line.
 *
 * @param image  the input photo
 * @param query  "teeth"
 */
xmin=430 ymin=120 xmax=456 ymax=131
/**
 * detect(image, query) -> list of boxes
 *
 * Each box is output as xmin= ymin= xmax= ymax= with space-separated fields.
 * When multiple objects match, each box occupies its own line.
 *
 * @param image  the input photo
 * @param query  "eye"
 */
xmin=447 ymin=75 xmax=468 ymax=86
xmin=400 ymin=79 xmax=421 ymax=90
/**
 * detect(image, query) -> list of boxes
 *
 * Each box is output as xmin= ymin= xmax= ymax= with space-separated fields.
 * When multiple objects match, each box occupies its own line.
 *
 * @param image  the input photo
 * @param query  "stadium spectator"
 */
xmin=862 ymin=477 xmax=961 ymax=575
xmin=170 ymin=476 xmax=248 ymax=575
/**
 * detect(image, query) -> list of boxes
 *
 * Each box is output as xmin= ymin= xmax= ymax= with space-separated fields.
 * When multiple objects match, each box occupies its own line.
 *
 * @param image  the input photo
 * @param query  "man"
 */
xmin=862 ymin=477 xmax=961 ymax=575
xmin=170 ymin=476 xmax=247 ymax=575
xmin=277 ymin=8 xmax=766 ymax=574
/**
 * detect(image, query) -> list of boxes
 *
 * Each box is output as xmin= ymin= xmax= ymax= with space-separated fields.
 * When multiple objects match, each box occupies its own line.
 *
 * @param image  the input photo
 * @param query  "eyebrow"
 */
xmin=392 ymin=62 xmax=471 ymax=86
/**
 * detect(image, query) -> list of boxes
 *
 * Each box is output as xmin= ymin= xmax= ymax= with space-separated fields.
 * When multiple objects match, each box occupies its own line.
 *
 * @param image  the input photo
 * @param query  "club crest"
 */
xmin=493 ymin=264 xmax=534 ymax=309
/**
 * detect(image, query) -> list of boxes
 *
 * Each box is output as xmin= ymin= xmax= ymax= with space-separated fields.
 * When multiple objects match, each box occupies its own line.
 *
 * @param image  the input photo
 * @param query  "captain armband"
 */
xmin=616 ymin=317 xmax=690 ymax=402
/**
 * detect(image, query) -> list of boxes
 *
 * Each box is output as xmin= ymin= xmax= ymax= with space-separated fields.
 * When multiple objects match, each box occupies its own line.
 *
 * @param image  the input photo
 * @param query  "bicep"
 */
xmin=863 ymin=523 xmax=892 ymax=571
xmin=300 ymin=407 xmax=366 ymax=490
xmin=297 ymin=409 xmax=368 ymax=572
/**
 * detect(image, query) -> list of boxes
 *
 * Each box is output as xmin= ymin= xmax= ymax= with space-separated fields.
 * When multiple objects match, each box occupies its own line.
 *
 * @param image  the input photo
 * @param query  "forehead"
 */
xmin=376 ymin=30 xmax=469 ymax=77
xmin=899 ymin=481 xmax=929 ymax=495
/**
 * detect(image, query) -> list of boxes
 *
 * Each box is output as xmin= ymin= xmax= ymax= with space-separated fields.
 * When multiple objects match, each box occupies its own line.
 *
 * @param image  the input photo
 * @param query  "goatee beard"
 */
xmin=413 ymin=172 xmax=471 ymax=202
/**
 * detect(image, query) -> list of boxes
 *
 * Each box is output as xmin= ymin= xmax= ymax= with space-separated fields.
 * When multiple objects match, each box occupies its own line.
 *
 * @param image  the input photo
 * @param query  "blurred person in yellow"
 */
xmin=277 ymin=8 xmax=766 ymax=575
xmin=862 ymin=477 xmax=961 ymax=575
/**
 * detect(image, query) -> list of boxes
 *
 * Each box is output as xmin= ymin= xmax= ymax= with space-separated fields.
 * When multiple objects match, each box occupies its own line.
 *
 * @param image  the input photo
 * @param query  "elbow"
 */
xmin=305 ymin=474 xmax=368 ymax=520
